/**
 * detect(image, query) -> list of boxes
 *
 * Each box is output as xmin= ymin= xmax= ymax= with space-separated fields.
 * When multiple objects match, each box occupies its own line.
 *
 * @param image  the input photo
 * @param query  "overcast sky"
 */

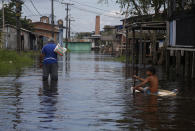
xmin=15 ymin=0 xmax=124 ymax=33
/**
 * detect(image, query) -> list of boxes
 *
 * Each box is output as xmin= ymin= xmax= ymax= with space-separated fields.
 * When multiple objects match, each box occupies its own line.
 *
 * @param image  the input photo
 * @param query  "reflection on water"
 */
xmin=41 ymin=80 xmax=58 ymax=94
xmin=0 ymin=52 xmax=195 ymax=131
xmin=38 ymin=81 xmax=58 ymax=128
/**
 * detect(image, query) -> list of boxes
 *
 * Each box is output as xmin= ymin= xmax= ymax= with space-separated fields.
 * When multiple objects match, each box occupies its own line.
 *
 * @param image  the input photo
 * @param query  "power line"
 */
xmin=70 ymin=0 xmax=111 ymax=12
xmin=71 ymin=6 xmax=123 ymax=19
xmin=72 ymin=5 xmax=101 ymax=15
xmin=29 ymin=0 xmax=42 ymax=16
xmin=25 ymin=14 xmax=50 ymax=17
xmin=57 ymin=0 xmax=123 ymax=18
xmin=23 ymin=5 xmax=31 ymax=16
xmin=23 ymin=3 xmax=36 ymax=16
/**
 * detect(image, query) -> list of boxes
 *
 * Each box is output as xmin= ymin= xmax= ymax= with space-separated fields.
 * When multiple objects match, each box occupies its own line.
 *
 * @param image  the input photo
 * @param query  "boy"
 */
xmin=133 ymin=67 xmax=158 ymax=95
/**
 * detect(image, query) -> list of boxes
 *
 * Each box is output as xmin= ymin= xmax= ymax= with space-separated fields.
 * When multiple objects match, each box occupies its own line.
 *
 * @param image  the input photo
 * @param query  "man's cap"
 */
xmin=48 ymin=38 xmax=55 ymax=42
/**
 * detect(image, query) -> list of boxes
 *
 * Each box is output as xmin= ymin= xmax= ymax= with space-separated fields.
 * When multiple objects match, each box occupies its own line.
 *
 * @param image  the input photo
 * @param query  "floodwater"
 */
xmin=0 ymin=52 xmax=195 ymax=131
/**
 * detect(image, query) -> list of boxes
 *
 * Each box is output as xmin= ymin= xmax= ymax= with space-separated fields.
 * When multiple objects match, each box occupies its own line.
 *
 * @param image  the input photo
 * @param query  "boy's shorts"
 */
xmin=144 ymin=87 xmax=158 ymax=95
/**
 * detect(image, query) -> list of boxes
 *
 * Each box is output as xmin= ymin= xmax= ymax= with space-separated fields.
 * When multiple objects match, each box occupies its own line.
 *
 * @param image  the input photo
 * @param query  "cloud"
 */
xmin=104 ymin=10 xmax=122 ymax=17
xmin=99 ymin=10 xmax=124 ymax=29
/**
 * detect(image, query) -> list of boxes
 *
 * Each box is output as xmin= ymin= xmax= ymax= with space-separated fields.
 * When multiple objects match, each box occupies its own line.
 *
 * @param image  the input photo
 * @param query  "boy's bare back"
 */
xmin=147 ymin=75 xmax=158 ymax=93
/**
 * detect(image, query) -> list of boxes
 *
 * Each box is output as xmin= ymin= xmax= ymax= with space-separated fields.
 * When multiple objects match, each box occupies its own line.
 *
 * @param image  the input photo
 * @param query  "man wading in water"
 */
xmin=41 ymin=38 xmax=58 ymax=81
xmin=133 ymin=67 xmax=159 ymax=95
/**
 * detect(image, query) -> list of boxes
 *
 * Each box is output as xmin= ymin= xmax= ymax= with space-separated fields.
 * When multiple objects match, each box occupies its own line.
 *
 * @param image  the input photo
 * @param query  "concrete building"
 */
xmin=2 ymin=24 xmax=38 ymax=50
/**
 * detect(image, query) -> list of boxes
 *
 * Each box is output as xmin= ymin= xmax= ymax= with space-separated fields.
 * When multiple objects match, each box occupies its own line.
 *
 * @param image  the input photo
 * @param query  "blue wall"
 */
xmin=64 ymin=42 xmax=92 ymax=51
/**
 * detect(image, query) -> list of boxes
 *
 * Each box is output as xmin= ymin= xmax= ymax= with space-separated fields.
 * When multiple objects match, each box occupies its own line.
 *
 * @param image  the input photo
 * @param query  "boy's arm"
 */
xmin=133 ymin=75 xmax=145 ymax=82
xmin=134 ymin=77 xmax=150 ymax=88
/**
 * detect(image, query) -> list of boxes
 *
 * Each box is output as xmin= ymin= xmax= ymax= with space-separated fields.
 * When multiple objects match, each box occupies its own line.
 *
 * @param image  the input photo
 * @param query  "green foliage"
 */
xmin=0 ymin=50 xmax=33 ymax=75
xmin=98 ymin=0 xmax=109 ymax=4
xmin=114 ymin=55 xmax=131 ymax=63
xmin=0 ymin=1 xmax=33 ymax=30
xmin=100 ymin=0 xmax=167 ymax=16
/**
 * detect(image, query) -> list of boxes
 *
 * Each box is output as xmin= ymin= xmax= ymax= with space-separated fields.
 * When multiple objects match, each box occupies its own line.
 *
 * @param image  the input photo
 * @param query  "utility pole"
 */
xmin=1 ymin=0 xmax=5 ymax=48
xmin=65 ymin=3 xmax=69 ymax=47
xmin=61 ymin=2 xmax=73 ymax=74
xmin=68 ymin=18 xmax=70 ymax=40
xmin=15 ymin=0 xmax=23 ymax=52
xmin=51 ymin=0 xmax=55 ymax=38
xmin=61 ymin=2 xmax=73 ymax=48
xmin=68 ymin=18 xmax=75 ymax=40
xmin=2 ymin=0 xmax=4 ymax=32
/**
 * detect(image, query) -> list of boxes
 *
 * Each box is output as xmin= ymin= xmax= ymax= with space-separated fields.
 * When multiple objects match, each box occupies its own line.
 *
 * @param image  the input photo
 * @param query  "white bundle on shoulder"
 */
xmin=54 ymin=44 xmax=67 ymax=56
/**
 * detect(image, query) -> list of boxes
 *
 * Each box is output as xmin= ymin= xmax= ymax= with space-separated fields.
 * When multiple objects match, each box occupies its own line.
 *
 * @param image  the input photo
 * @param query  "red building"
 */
xmin=32 ymin=16 xmax=59 ymax=43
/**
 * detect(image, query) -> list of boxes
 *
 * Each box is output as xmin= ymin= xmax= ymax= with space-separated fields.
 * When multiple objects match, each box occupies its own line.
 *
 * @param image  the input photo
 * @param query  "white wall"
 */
xmin=4 ymin=26 xmax=31 ymax=50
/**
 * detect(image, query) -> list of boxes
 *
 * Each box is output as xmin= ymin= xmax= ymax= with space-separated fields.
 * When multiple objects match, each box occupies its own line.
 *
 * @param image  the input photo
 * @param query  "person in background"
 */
xmin=41 ymin=38 xmax=58 ymax=81
xmin=133 ymin=67 xmax=159 ymax=95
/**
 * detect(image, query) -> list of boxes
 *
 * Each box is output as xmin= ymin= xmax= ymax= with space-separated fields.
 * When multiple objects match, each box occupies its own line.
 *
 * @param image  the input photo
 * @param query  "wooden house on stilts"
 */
xmin=166 ymin=0 xmax=195 ymax=78
xmin=124 ymin=15 xmax=167 ymax=66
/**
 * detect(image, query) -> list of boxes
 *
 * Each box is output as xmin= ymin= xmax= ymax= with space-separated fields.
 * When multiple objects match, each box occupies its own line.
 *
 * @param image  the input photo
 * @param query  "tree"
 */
xmin=99 ymin=0 xmax=167 ymax=16
xmin=0 ymin=1 xmax=32 ymax=30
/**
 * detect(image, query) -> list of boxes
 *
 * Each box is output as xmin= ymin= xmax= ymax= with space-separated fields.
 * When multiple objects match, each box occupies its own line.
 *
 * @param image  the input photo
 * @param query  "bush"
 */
xmin=0 ymin=50 xmax=33 ymax=75
xmin=114 ymin=55 xmax=132 ymax=63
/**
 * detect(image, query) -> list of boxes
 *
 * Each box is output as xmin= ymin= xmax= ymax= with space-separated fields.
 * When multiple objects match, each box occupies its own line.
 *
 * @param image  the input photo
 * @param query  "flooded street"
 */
xmin=0 ymin=52 xmax=195 ymax=131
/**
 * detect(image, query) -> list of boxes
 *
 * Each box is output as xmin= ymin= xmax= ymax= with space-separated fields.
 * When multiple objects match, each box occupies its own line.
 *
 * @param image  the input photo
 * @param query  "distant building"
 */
xmin=32 ymin=16 xmax=59 ymax=44
xmin=100 ymin=25 xmax=124 ymax=55
xmin=27 ymin=19 xmax=32 ymax=23
xmin=40 ymin=16 xmax=50 ymax=24
xmin=73 ymin=32 xmax=92 ymax=42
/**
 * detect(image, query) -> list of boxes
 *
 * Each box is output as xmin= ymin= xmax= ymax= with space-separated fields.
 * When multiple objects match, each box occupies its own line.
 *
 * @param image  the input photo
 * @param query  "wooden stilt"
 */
xmin=191 ymin=52 xmax=195 ymax=79
xmin=166 ymin=50 xmax=170 ymax=72
xmin=184 ymin=51 xmax=190 ymax=77
xmin=132 ymin=29 xmax=135 ymax=66
xmin=139 ymin=27 xmax=143 ymax=64
xmin=138 ymin=41 xmax=143 ymax=64
xmin=132 ymin=29 xmax=136 ymax=94
xmin=176 ymin=50 xmax=181 ymax=75
xmin=152 ymin=32 xmax=157 ymax=65
xmin=126 ymin=29 xmax=130 ymax=66
xmin=143 ymin=38 xmax=146 ymax=65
